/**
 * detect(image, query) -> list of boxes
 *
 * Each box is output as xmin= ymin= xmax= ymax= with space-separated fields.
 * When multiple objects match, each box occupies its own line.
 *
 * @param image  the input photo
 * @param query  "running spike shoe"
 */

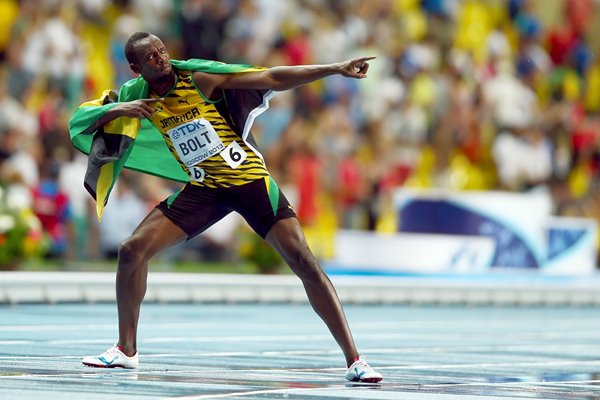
xmin=82 ymin=344 xmax=138 ymax=369
xmin=345 ymin=355 xmax=383 ymax=383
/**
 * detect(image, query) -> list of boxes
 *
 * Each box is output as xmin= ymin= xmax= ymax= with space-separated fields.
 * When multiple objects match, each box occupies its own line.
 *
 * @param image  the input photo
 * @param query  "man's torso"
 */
xmin=148 ymin=69 xmax=268 ymax=188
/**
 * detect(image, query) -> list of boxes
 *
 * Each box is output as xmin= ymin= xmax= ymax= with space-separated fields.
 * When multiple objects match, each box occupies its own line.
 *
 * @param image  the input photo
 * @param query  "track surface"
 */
xmin=1 ymin=303 xmax=600 ymax=399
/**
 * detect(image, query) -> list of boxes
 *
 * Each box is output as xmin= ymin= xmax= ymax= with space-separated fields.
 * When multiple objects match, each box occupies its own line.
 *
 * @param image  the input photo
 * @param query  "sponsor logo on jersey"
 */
xmin=160 ymin=107 xmax=201 ymax=129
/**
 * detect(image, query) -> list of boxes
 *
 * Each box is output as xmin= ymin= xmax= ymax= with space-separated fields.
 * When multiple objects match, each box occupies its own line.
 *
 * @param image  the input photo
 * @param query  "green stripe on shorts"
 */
xmin=267 ymin=176 xmax=279 ymax=216
xmin=166 ymin=189 xmax=182 ymax=208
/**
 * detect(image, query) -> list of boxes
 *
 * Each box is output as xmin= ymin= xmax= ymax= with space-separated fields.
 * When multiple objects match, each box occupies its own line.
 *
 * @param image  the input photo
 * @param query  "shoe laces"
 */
xmin=354 ymin=355 xmax=371 ymax=369
xmin=105 ymin=344 xmax=123 ymax=356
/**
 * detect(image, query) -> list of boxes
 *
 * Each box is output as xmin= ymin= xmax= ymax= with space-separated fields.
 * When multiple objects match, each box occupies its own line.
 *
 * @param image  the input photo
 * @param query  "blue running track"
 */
xmin=1 ymin=303 xmax=600 ymax=399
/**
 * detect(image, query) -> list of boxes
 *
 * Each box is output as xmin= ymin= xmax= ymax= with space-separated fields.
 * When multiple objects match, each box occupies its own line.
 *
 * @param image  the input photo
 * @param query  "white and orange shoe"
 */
xmin=345 ymin=356 xmax=383 ymax=383
xmin=82 ymin=344 xmax=138 ymax=369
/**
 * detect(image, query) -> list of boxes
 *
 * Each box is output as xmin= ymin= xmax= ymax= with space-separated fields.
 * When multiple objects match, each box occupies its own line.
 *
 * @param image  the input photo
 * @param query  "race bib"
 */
xmin=220 ymin=141 xmax=247 ymax=169
xmin=167 ymin=118 xmax=224 ymax=167
xmin=189 ymin=166 xmax=205 ymax=182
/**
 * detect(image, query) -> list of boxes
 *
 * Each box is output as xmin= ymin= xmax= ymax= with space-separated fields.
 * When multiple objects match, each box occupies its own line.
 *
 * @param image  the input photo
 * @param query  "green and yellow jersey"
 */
xmin=148 ymin=69 xmax=269 ymax=188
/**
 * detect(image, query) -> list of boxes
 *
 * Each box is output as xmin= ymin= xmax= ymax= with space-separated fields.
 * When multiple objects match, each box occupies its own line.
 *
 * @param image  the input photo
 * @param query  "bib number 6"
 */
xmin=229 ymin=146 xmax=243 ymax=162
xmin=220 ymin=141 xmax=247 ymax=169
xmin=190 ymin=167 xmax=205 ymax=182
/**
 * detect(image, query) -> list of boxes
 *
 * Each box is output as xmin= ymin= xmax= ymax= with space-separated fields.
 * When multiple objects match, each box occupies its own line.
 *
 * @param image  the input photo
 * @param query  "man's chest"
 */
xmin=149 ymin=97 xmax=243 ymax=169
xmin=151 ymin=92 xmax=208 ymax=130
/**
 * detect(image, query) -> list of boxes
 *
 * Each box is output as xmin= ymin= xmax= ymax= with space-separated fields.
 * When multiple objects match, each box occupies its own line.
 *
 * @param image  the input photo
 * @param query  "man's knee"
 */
xmin=289 ymin=247 xmax=325 ymax=283
xmin=118 ymin=235 xmax=147 ymax=265
xmin=267 ymin=218 xmax=325 ymax=282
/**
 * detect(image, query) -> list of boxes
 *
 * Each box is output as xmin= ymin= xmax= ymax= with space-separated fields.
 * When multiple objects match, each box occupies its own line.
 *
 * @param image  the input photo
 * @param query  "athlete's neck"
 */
xmin=148 ymin=70 xmax=176 ymax=97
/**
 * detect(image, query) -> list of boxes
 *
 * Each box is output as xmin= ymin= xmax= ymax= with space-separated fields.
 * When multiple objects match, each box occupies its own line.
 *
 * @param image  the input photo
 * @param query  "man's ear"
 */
xmin=129 ymin=63 xmax=140 ymax=74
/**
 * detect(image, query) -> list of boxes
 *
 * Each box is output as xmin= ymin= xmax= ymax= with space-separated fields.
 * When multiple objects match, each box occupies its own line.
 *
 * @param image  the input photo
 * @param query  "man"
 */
xmin=71 ymin=32 xmax=381 ymax=383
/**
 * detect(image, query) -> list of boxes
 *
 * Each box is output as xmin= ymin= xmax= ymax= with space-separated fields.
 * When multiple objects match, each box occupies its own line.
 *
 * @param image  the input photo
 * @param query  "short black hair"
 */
xmin=125 ymin=32 xmax=152 ymax=64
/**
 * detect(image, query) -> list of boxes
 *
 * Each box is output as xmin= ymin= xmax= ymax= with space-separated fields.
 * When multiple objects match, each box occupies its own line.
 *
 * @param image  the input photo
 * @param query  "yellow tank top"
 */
xmin=148 ymin=69 xmax=269 ymax=188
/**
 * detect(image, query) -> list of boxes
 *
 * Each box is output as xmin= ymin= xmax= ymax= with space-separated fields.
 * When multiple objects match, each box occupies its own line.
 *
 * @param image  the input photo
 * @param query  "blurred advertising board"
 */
xmin=330 ymin=230 xmax=495 ymax=274
xmin=327 ymin=189 xmax=597 ymax=275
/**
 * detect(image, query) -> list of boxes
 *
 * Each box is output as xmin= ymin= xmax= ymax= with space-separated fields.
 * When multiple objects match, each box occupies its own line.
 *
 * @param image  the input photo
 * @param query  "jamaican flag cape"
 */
xmin=69 ymin=59 xmax=273 ymax=219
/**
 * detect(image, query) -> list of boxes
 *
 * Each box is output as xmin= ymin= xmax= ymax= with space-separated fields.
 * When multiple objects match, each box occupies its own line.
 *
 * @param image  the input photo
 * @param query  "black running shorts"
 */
xmin=156 ymin=176 xmax=296 ymax=239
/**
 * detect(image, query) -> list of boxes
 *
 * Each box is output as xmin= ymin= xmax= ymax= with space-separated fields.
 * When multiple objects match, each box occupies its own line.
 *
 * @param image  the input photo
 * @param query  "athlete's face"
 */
xmin=130 ymin=35 xmax=173 ymax=80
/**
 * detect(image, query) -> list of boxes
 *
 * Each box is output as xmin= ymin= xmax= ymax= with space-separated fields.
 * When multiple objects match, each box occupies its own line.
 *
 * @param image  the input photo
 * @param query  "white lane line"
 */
xmin=166 ymin=386 xmax=348 ymax=400
xmin=0 ymin=341 xmax=34 ymax=345
xmin=1 ymin=342 xmax=600 ymax=361
xmin=4 ymin=372 xmax=599 ymax=400
xmin=3 ymin=358 xmax=598 ymax=373
xmin=0 ymin=345 xmax=600 ymax=369
xmin=1 ymin=318 xmax=600 ymax=332
xmin=0 ymin=329 xmax=597 ymax=345
xmin=1 ymin=341 xmax=599 ymax=362
xmin=422 ymin=379 xmax=600 ymax=388
xmin=0 ymin=356 xmax=80 ymax=360
xmin=2 ymin=329 xmax=600 ymax=346
xmin=318 ymin=359 xmax=600 ymax=372
xmin=0 ymin=324 xmax=117 ymax=332
xmin=141 ymin=343 xmax=600 ymax=358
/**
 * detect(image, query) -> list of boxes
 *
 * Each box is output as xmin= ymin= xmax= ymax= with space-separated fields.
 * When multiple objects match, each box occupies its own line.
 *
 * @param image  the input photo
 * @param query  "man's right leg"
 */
xmin=84 ymin=184 xmax=229 ymax=368
xmin=83 ymin=208 xmax=188 ymax=368
xmin=115 ymin=208 xmax=188 ymax=357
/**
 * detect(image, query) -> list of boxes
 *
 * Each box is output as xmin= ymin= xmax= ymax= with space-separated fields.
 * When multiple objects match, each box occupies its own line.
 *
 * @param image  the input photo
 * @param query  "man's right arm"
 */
xmin=80 ymin=98 xmax=163 ymax=135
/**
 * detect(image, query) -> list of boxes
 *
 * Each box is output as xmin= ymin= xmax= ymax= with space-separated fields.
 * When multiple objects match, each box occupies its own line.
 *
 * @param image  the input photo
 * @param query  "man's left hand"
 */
xmin=339 ymin=56 xmax=376 ymax=79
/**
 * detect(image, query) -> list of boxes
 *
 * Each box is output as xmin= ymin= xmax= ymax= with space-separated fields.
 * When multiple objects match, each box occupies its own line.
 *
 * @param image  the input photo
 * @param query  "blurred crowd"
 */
xmin=1 ymin=0 xmax=600 ymax=264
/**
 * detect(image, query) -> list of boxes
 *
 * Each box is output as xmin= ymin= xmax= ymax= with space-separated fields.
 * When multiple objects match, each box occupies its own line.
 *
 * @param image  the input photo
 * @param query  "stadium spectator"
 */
xmin=31 ymin=158 xmax=73 ymax=259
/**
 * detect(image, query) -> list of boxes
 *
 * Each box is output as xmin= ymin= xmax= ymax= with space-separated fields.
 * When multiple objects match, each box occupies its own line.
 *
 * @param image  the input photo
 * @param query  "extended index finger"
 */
xmin=355 ymin=56 xmax=376 ymax=63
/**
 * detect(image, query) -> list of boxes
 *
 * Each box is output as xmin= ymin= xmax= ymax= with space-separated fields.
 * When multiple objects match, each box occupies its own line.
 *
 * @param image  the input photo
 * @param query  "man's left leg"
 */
xmin=265 ymin=218 xmax=358 ymax=356
xmin=232 ymin=178 xmax=381 ymax=381
xmin=265 ymin=217 xmax=357 ymax=365
xmin=265 ymin=217 xmax=382 ymax=382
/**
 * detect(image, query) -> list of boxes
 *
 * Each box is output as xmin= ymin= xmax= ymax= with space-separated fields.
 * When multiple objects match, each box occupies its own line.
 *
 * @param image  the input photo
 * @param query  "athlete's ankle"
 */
xmin=346 ymin=354 xmax=360 ymax=367
xmin=117 ymin=343 xmax=136 ymax=357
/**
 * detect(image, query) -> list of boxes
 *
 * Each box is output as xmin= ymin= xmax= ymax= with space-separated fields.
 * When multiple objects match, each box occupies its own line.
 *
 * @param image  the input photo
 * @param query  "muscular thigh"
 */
xmin=156 ymin=184 xmax=231 ymax=239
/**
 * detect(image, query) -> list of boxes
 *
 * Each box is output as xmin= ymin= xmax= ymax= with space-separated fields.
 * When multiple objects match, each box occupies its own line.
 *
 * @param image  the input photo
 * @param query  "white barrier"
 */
xmin=2 ymin=271 xmax=600 ymax=306
xmin=331 ymin=230 xmax=495 ymax=274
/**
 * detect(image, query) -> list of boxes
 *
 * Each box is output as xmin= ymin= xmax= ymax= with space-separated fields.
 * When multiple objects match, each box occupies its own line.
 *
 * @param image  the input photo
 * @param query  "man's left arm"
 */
xmin=259 ymin=56 xmax=375 ymax=90
xmin=193 ymin=57 xmax=375 ymax=99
